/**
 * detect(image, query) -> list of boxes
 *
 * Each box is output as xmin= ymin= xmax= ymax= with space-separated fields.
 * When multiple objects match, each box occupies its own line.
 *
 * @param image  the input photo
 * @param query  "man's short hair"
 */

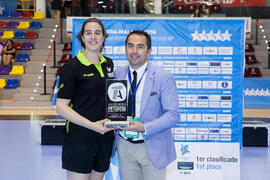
xmin=125 ymin=30 xmax=151 ymax=50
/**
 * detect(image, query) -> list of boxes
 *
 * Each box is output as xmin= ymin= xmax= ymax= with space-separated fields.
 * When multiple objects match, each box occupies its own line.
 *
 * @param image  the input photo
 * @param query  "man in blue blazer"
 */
xmin=113 ymin=30 xmax=180 ymax=180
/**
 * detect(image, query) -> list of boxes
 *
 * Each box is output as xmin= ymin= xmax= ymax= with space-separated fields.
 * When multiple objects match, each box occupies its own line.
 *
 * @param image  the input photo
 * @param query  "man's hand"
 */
xmin=124 ymin=121 xmax=145 ymax=132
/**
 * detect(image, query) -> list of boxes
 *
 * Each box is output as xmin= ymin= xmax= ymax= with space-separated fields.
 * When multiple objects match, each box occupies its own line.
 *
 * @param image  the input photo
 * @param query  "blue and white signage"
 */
xmin=167 ymin=142 xmax=240 ymax=180
xmin=72 ymin=18 xmax=245 ymax=180
xmin=73 ymin=18 xmax=245 ymax=145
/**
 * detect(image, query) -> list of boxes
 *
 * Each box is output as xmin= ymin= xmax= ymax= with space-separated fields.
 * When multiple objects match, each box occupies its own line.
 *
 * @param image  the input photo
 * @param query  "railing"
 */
xmin=255 ymin=19 xmax=270 ymax=69
xmin=41 ymin=25 xmax=60 ymax=95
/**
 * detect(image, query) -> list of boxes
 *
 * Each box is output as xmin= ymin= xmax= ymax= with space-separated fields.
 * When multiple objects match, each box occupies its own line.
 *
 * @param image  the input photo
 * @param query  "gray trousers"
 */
xmin=117 ymin=137 xmax=166 ymax=180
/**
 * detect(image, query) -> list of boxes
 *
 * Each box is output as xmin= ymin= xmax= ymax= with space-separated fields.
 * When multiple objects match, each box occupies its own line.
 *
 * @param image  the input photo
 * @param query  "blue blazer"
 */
xmin=113 ymin=63 xmax=180 ymax=169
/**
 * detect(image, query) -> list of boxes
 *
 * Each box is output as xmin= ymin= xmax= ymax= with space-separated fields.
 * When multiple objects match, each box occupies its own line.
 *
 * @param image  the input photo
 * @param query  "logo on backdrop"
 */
xmin=180 ymin=144 xmax=190 ymax=155
xmin=191 ymin=30 xmax=232 ymax=41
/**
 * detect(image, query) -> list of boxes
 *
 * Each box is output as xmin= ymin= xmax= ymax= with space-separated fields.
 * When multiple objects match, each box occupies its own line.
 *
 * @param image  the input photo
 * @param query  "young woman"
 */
xmin=191 ymin=7 xmax=201 ymax=17
xmin=56 ymin=18 xmax=114 ymax=180
xmin=203 ymin=7 xmax=211 ymax=17
xmin=2 ymin=39 xmax=16 ymax=66
xmin=50 ymin=0 xmax=63 ymax=26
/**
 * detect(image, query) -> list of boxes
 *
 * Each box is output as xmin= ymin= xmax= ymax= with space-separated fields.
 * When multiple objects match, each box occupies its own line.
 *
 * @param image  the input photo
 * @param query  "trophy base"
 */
xmin=105 ymin=121 xmax=129 ymax=129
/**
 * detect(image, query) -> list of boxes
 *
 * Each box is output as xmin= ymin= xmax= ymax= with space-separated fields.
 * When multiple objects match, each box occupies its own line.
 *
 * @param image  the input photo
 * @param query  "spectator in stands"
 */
xmin=203 ymin=7 xmax=211 ymax=17
xmin=64 ymin=0 xmax=72 ymax=17
xmin=144 ymin=0 xmax=152 ymax=13
xmin=2 ymin=39 xmax=16 ymax=66
xmin=50 ymin=0 xmax=63 ymax=26
xmin=191 ymin=7 xmax=200 ymax=17
xmin=115 ymin=0 xmax=125 ymax=13
xmin=56 ymin=18 xmax=114 ymax=180
xmin=80 ymin=0 xmax=91 ymax=16
xmin=128 ymin=0 xmax=137 ymax=14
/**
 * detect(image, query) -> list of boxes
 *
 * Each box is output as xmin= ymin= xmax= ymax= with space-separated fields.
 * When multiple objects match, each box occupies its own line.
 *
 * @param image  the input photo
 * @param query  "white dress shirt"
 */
xmin=119 ymin=62 xmax=148 ymax=141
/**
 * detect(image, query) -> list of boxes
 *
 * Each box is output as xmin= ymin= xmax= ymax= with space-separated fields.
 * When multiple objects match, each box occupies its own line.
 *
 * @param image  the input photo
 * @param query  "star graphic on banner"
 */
xmin=200 ymin=30 xmax=208 ymax=41
xmin=254 ymin=89 xmax=260 ymax=96
xmin=265 ymin=89 xmax=270 ymax=96
xmin=207 ymin=30 xmax=216 ymax=41
xmin=244 ymin=89 xmax=249 ymax=96
xmin=222 ymin=30 xmax=232 ymax=41
xmin=250 ymin=89 xmax=255 ymax=96
xmin=191 ymin=30 xmax=201 ymax=41
xmin=214 ymin=30 xmax=223 ymax=41
xmin=0 ymin=6 xmax=5 ymax=15
xmin=191 ymin=30 xmax=233 ymax=42
xmin=244 ymin=89 xmax=270 ymax=96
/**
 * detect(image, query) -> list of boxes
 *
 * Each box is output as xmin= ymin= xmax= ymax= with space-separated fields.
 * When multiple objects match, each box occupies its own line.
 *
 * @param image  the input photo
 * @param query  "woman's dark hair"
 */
xmin=125 ymin=30 xmax=152 ymax=50
xmin=7 ymin=39 xmax=14 ymax=46
xmin=204 ymin=7 xmax=211 ymax=15
xmin=193 ymin=7 xmax=200 ymax=17
xmin=77 ymin=18 xmax=108 ymax=51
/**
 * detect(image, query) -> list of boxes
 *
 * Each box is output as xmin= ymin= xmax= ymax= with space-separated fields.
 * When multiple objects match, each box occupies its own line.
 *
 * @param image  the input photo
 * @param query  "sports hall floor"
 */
xmin=0 ymin=109 xmax=269 ymax=180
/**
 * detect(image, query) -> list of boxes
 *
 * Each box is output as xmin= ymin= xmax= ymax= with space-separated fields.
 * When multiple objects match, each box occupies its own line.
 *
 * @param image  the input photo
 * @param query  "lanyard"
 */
xmin=128 ymin=64 xmax=148 ymax=115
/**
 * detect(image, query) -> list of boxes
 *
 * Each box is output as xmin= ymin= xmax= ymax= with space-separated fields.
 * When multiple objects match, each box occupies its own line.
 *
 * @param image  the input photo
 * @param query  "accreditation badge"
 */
xmin=124 ymin=116 xmax=140 ymax=138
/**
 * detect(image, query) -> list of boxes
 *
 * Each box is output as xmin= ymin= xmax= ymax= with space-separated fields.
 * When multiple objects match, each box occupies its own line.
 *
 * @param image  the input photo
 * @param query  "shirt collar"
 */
xmin=77 ymin=50 xmax=107 ymax=66
xmin=129 ymin=62 xmax=148 ymax=78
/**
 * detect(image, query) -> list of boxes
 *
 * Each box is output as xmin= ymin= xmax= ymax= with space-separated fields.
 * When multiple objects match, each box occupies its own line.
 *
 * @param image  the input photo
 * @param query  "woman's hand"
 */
xmin=92 ymin=118 xmax=114 ymax=134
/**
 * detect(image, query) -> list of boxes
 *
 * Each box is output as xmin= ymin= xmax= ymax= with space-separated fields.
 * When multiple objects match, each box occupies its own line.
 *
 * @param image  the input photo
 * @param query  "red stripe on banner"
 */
xmin=173 ymin=0 xmax=266 ymax=7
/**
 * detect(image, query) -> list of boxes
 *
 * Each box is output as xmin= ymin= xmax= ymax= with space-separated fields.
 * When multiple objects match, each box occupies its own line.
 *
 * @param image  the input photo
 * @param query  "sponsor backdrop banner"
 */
xmin=244 ymin=78 xmax=270 ymax=107
xmin=72 ymin=18 xmax=245 ymax=180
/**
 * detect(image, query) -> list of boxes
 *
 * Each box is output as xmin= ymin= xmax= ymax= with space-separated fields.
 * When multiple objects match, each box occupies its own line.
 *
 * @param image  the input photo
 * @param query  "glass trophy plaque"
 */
xmin=105 ymin=79 xmax=129 ymax=128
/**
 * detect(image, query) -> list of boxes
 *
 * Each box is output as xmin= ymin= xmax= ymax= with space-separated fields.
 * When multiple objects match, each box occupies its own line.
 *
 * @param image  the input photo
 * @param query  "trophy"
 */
xmin=105 ymin=79 xmax=129 ymax=128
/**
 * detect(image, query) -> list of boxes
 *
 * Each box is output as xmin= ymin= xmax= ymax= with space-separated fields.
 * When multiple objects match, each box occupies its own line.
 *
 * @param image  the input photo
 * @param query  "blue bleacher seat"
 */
xmin=6 ymin=21 xmax=19 ymax=28
xmin=15 ymin=54 xmax=29 ymax=62
xmin=21 ymin=42 xmax=33 ymax=50
xmin=4 ymin=79 xmax=19 ymax=89
xmin=12 ymin=12 xmax=22 ymax=19
xmin=0 ymin=11 xmax=12 ymax=19
xmin=0 ymin=66 xmax=11 ymax=75
xmin=29 ymin=21 xmax=41 ymax=29
xmin=13 ymin=31 xmax=26 ymax=39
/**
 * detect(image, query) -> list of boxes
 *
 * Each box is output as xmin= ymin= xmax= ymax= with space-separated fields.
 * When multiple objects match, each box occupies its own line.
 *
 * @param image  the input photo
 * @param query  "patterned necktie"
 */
xmin=128 ymin=71 xmax=137 ymax=117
